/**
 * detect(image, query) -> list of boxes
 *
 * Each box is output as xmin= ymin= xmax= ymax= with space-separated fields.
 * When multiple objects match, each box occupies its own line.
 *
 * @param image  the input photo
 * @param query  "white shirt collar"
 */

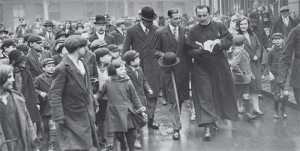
xmin=96 ymin=32 xmax=106 ymax=40
xmin=140 ymin=22 xmax=147 ymax=32
xmin=117 ymin=28 xmax=124 ymax=35
xmin=169 ymin=23 xmax=178 ymax=32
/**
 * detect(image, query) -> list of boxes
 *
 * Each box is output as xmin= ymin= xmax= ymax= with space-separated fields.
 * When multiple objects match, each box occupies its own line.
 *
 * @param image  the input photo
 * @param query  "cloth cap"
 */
xmin=41 ymin=58 xmax=55 ymax=67
xmin=90 ymin=39 xmax=107 ymax=51
xmin=64 ymin=35 xmax=87 ymax=53
xmin=280 ymin=6 xmax=289 ymax=12
xmin=233 ymin=35 xmax=246 ymax=46
xmin=107 ymin=44 xmax=118 ymax=51
xmin=1 ymin=39 xmax=16 ymax=50
xmin=55 ymin=30 xmax=69 ymax=40
xmin=95 ymin=48 xmax=110 ymax=61
xmin=8 ymin=49 xmax=26 ymax=65
xmin=28 ymin=35 xmax=42 ymax=44
xmin=123 ymin=50 xmax=139 ymax=63
xmin=116 ymin=19 xmax=126 ymax=26
xmin=272 ymin=33 xmax=283 ymax=39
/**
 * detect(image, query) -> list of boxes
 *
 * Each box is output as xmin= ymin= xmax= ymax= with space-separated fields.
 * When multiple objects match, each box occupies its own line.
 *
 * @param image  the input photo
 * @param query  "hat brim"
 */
xmin=280 ymin=9 xmax=289 ymax=12
xmin=12 ymin=55 xmax=26 ymax=65
xmin=55 ymin=33 xmax=69 ymax=40
xmin=158 ymin=57 xmax=180 ymax=67
xmin=139 ymin=13 xmax=157 ymax=21
xmin=43 ymin=24 xmax=55 ymax=27
xmin=94 ymin=21 xmax=108 ymax=24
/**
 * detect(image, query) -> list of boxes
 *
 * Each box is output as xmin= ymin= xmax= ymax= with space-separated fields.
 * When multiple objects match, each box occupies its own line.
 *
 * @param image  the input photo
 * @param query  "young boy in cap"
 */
xmin=265 ymin=33 xmax=289 ymax=118
xmin=34 ymin=58 xmax=57 ymax=151
xmin=231 ymin=35 xmax=257 ymax=122
xmin=123 ymin=50 xmax=152 ymax=149
xmin=93 ymin=47 xmax=113 ymax=150
xmin=107 ymin=44 xmax=121 ymax=59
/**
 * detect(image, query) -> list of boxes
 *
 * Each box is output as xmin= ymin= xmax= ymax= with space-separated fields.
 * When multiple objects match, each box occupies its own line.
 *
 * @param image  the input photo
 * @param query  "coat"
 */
xmin=101 ymin=76 xmax=143 ymax=132
xmin=34 ymin=73 xmax=52 ymax=116
xmin=16 ymin=27 xmax=33 ymax=39
xmin=231 ymin=47 xmax=255 ymax=84
xmin=242 ymin=33 xmax=262 ymax=92
xmin=39 ymin=31 xmax=56 ymax=46
xmin=84 ymin=50 xmax=98 ymax=79
xmin=279 ymin=25 xmax=300 ymax=88
xmin=186 ymin=21 xmax=239 ymax=126
xmin=270 ymin=16 xmax=297 ymax=40
xmin=126 ymin=65 xmax=151 ymax=105
xmin=122 ymin=23 xmax=160 ymax=98
xmin=111 ymin=29 xmax=125 ymax=45
xmin=0 ymin=91 xmax=37 ymax=151
xmin=153 ymin=24 xmax=191 ymax=103
xmin=88 ymin=32 xmax=116 ymax=44
xmin=49 ymin=56 xmax=98 ymax=150
xmin=26 ymin=49 xmax=52 ymax=80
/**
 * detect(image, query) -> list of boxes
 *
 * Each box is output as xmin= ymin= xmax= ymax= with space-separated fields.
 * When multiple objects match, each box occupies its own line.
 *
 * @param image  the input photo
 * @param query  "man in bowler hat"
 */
xmin=153 ymin=8 xmax=191 ymax=140
xmin=122 ymin=6 xmax=160 ymax=130
xmin=89 ymin=15 xmax=115 ymax=45
xmin=39 ymin=20 xmax=56 ymax=46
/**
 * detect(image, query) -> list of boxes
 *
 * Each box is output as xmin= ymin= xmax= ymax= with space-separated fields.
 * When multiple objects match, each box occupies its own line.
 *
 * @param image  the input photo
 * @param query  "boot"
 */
xmin=203 ymin=125 xmax=212 ymax=141
xmin=281 ymin=95 xmax=289 ymax=118
xmin=244 ymin=99 xmax=257 ymax=122
xmin=274 ymin=101 xmax=280 ymax=119
xmin=252 ymin=94 xmax=264 ymax=116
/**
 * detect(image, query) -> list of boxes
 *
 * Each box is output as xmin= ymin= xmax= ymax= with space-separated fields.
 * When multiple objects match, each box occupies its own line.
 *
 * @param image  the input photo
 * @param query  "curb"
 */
xmin=262 ymin=90 xmax=298 ymax=110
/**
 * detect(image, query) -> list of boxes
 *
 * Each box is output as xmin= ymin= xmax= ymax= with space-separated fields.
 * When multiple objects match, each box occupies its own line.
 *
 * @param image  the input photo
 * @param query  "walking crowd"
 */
xmin=0 ymin=3 xmax=300 ymax=151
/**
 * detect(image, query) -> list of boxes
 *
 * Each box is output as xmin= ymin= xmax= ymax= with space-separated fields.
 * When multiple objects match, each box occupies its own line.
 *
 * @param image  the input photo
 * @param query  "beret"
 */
xmin=90 ymin=39 xmax=107 ymax=51
xmin=233 ymin=35 xmax=246 ymax=46
xmin=64 ymin=35 xmax=87 ymax=53
xmin=28 ymin=35 xmax=42 ymax=43
xmin=94 ymin=48 xmax=110 ymax=62
xmin=41 ymin=58 xmax=55 ymax=67
xmin=280 ymin=6 xmax=289 ymax=12
xmin=123 ymin=50 xmax=139 ymax=62
xmin=272 ymin=33 xmax=283 ymax=39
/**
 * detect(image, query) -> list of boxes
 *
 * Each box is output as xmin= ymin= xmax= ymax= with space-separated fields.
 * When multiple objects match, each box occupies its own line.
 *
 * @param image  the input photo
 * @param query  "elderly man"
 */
xmin=271 ymin=6 xmax=298 ymax=41
xmin=88 ymin=15 xmax=115 ymax=45
xmin=122 ymin=6 xmax=160 ymax=130
xmin=153 ymin=8 xmax=191 ymax=140
xmin=49 ymin=35 xmax=98 ymax=150
xmin=185 ymin=5 xmax=238 ymax=141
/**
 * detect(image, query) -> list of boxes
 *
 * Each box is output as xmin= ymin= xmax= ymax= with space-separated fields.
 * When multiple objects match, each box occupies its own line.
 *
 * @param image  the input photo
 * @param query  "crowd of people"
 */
xmin=0 ymin=3 xmax=300 ymax=151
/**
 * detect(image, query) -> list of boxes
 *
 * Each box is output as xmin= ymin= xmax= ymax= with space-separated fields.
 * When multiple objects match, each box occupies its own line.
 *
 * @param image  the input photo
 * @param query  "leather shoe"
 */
xmin=244 ymin=113 xmax=258 ymax=122
xmin=148 ymin=121 xmax=159 ymax=129
xmin=172 ymin=131 xmax=180 ymax=140
xmin=203 ymin=127 xmax=211 ymax=141
xmin=210 ymin=122 xmax=219 ymax=131
xmin=254 ymin=111 xmax=264 ymax=117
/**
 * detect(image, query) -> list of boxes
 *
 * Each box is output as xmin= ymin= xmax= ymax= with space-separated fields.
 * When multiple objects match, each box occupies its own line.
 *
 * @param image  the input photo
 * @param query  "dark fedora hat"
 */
xmin=158 ymin=52 xmax=180 ymax=67
xmin=43 ymin=20 xmax=55 ymax=27
xmin=139 ymin=6 xmax=157 ymax=21
xmin=94 ymin=15 xmax=107 ymax=24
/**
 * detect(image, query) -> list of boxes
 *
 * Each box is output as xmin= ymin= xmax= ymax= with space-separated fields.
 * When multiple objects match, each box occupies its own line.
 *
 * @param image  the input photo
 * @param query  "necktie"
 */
xmin=145 ymin=28 xmax=149 ymax=35
xmin=173 ymin=27 xmax=178 ymax=41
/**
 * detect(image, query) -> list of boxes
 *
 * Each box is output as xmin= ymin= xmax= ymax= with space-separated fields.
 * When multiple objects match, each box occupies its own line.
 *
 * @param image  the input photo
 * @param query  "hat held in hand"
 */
xmin=158 ymin=52 xmax=180 ymax=67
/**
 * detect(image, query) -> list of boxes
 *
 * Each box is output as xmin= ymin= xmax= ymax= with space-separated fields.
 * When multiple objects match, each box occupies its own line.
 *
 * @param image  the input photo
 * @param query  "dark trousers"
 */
xmin=96 ymin=99 xmax=108 ymax=145
xmin=294 ymin=88 xmax=300 ymax=111
xmin=115 ymin=128 xmax=136 ymax=151
xmin=146 ymin=97 xmax=158 ymax=120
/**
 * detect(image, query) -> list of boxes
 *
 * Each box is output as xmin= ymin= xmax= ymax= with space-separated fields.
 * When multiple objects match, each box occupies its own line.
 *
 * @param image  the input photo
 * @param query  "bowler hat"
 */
xmin=272 ymin=33 xmax=283 ymax=39
xmin=0 ymin=27 xmax=8 ymax=34
xmin=43 ymin=20 xmax=55 ymax=27
xmin=158 ymin=52 xmax=180 ymax=67
xmin=123 ymin=50 xmax=139 ymax=63
xmin=280 ymin=6 xmax=289 ymax=12
xmin=55 ymin=30 xmax=69 ymax=40
xmin=41 ymin=58 xmax=55 ymax=67
xmin=9 ymin=49 xmax=26 ymax=65
xmin=139 ymin=7 xmax=157 ymax=21
xmin=94 ymin=15 xmax=107 ymax=24
xmin=94 ymin=48 xmax=110 ymax=62
xmin=233 ymin=35 xmax=246 ymax=46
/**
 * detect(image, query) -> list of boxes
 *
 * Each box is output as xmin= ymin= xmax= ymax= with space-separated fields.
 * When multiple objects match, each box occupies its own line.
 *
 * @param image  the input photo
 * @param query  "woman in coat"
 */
xmin=236 ymin=17 xmax=264 ymax=116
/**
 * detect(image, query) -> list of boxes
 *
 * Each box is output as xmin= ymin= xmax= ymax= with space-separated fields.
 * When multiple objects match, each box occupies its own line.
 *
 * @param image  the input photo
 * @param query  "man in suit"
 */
xmin=153 ymin=9 xmax=191 ymax=140
xmin=26 ymin=35 xmax=52 ymax=80
xmin=122 ymin=6 xmax=160 ymax=129
xmin=271 ymin=6 xmax=298 ymax=41
xmin=49 ymin=35 xmax=98 ymax=150
xmin=89 ymin=15 xmax=115 ymax=45
xmin=111 ymin=19 xmax=126 ymax=46
xmin=39 ymin=20 xmax=56 ymax=47
xmin=16 ymin=21 xmax=33 ymax=39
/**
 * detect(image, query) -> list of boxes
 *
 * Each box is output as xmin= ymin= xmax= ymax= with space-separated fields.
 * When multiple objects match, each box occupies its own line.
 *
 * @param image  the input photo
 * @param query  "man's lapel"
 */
xmin=135 ymin=24 xmax=147 ymax=42
xmin=28 ymin=51 xmax=42 ymax=70
xmin=176 ymin=26 xmax=186 ymax=56
xmin=166 ymin=25 xmax=178 ymax=48
xmin=40 ymin=73 xmax=52 ymax=87
xmin=65 ymin=57 xmax=88 ymax=93
xmin=126 ymin=66 xmax=140 ymax=84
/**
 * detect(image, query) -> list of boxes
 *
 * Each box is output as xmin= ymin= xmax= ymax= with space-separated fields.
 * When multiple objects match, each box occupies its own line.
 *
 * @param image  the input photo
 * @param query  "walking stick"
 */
xmin=171 ymin=67 xmax=181 ymax=115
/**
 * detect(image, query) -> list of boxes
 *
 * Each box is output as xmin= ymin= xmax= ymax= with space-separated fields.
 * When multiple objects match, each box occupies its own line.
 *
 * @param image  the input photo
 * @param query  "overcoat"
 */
xmin=270 ymin=16 xmax=297 ymax=40
xmin=125 ymin=65 xmax=151 ymax=105
xmin=26 ymin=49 xmax=52 ymax=80
xmin=241 ymin=33 xmax=262 ymax=92
xmin=111 ymin=29 xmax=125 ymax=45
xmin=84 ymin=50 xmax=98 ymax=79
xmin=122 ymin=23 xmax=160 ymax=98
xmin=88 ymin=32 xmax=116 ymax=44
xmin=279 ymin=25 xmax=300 ymax=88
xmin=34 ymin=73 xmax=52 ymax=116
xmin=49 ymin=56 xmax=98 ymax=150
xmin=39 ymin=31 xmax=56 ymax=47
xmin=101 ymin=76 xmax=143 ymax=132
xmin=186 ymin=21 xmax=239 ymax=126
xmin=153 ymin=25 xmax=191 ymax=103
xmin=0 ymin=91 xmax=37 ymax=151
xmin=231 ymin=47 xmax=255 ymax=84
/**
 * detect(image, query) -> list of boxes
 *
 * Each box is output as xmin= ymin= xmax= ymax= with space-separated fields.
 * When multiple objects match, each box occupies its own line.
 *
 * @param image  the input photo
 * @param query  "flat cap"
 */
xmin=41 ymin=58 xmax=55 ymax=67
xmin=28 ymin=35 xmax=42 ymax=43
xmin=107 ymin=44 xmax=120 ymax=52
xmin=1 ymin=39 xmax=16 ymax=50
xmin=64 ymin=35 xmax=87 ymax=53
xmin=280 ymin=6 xmax=289 ymax=12
xmin=116 ymin=19 xmax=126 ymax=26
xmin=233 ymin=35 xmax=246 ymax=46
xmin=90 ymin=39 xmax=107 ymax=51
xmin=272 ymin=33 xmax=283 ymax=39
xmin=94 ymin=48 xmax=110 ymax=62
xmin=123 ymin=50 xmax=139 ymax=63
